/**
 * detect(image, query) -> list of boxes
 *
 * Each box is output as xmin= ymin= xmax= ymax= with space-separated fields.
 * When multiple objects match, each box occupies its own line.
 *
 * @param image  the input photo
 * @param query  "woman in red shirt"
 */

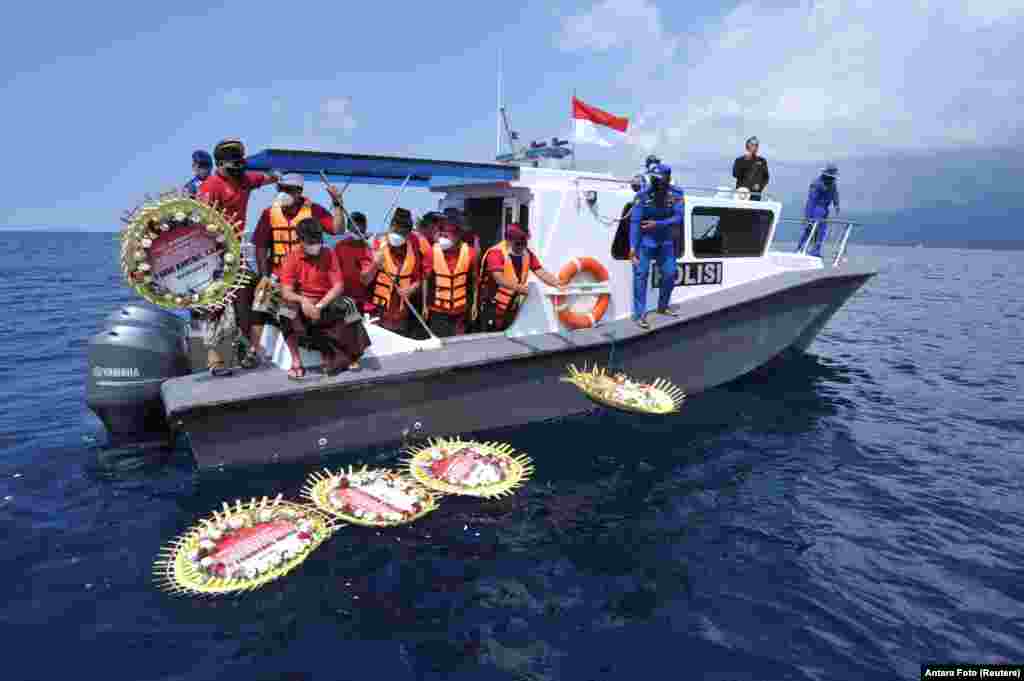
xmin=280 ymin=219 xmax=371 ymax=379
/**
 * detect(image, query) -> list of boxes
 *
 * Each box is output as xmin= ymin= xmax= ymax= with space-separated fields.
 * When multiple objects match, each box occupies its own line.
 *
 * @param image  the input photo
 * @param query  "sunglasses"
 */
xmin=279 ymin=185 xmax=303 ymax=193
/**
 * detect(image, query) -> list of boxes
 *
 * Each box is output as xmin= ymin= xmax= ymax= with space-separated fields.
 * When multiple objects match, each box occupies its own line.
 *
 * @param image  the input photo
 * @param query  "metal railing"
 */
xmin=780 ymin=218 xmax=860 ymax=266
xmin=571 ymin=176 xmax=776 ymax=201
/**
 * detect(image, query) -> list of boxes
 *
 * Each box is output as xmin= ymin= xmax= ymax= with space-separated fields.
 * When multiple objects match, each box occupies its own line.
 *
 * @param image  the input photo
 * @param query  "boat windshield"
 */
xmin=692 ymin=207 xmax=773 ymax=258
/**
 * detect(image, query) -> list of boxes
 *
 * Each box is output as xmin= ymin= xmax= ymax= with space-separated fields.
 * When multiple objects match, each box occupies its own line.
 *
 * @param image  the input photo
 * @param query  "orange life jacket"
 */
xmin=372 ymin=242 xmax=417 ymax=316
xmin=480 ymin=241 xmax=530 ymax=320
xmin=269 ymin=199 xmax=313 ymax=270
xmin=429 ymin=242 xmax=471 ymax=314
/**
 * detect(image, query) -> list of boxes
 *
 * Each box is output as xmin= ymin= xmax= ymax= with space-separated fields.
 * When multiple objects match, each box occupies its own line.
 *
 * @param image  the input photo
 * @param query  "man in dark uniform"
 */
xmin=732 ymin=136 xmax=769 ymax=200
xmin=630 ymin=164 xmax=683 ymax=329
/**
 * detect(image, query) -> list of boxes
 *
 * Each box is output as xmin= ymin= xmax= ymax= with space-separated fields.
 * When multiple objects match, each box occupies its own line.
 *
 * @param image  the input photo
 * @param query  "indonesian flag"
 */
xmin=572 ymin=96 xmax=629 ymax=147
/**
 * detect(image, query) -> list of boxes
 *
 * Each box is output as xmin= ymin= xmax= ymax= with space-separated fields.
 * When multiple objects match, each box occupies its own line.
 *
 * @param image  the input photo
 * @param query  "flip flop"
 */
xmin=209 ymin=363 xmax=233 ymax=377
xmin=287 ymin=366 xmax=307 ymax=381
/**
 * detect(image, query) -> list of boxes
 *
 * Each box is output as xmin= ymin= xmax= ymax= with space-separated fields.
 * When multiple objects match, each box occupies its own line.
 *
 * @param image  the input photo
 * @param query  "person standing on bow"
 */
xmin=424 ymin=220 xmax=477 ymax=338
xmin=196 ymin=138 xmax=280 ymax=376
xmin=245 ymin=173 xmax=345 ymax=367
xmin=363 ymin=208 xmax=429 ymax=337
xmin=798 ymin=163 xmax=841 ymax=257
xmin=184 ymin=150 xmax=213 ymax=197
xmin=732 ymin=136 xmax=769 ymax=200
xmin=476 ymin=224 xmax=564 ymax=333
xmin=630 ymin=163 xmax=682 ymax=329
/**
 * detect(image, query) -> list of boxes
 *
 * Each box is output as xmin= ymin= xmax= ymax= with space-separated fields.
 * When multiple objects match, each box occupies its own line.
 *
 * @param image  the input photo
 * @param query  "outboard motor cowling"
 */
xmin=86 ymin=322 xmax=190 ymax=446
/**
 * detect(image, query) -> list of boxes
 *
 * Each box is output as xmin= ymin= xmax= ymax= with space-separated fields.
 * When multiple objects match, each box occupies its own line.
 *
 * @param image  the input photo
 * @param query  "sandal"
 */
xmin=239 ymin=347 xmax=263 ymax=369
xmin=287 ymin=366 xmax=307 ymax=381
xmin=209 ymin=363 xmax=233 ymax=377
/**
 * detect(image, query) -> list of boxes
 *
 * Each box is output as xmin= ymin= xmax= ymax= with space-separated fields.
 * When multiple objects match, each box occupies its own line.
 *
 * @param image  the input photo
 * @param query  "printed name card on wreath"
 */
xmin=120 ymin=191 xmax=251 ymax=311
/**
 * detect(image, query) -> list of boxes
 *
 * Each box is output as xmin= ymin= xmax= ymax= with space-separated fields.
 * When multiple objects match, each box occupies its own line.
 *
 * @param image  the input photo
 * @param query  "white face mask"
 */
xmin=275 ymin=192 xmax=295 ymax=207
xmin=438 ymin=237 xmax=454 ymax=250
xmin=303 ymin=244 xmax=322 ymax=256
xmin=388 ymin=233 xmax=407 ymax=248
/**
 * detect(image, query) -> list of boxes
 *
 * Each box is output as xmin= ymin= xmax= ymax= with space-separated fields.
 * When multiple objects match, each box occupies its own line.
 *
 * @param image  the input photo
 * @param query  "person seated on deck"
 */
xmin=244 ymin=173 xmax=346 ymax=367
xmin=424 ymin=219 xmax=476 ymax=338
xmin=278 ymin=218 xmax=370 ymax=379
xmin=334 ymin=211 xmax=374 ymax=315
xmin=476 ymin=223 xmax=565 ymax=333
xmin=363 ymin=207 xmax=429 ymax=338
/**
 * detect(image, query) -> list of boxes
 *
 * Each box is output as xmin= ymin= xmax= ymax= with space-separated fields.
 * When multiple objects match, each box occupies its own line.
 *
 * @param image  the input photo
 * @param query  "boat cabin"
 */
xmin=242 ymin=150 xmax=813 ymax=361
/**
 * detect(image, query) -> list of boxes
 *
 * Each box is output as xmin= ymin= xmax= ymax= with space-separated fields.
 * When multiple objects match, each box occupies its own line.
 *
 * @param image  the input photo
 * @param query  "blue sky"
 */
xmin=2 ymin=0 xmax=1022 ymax=232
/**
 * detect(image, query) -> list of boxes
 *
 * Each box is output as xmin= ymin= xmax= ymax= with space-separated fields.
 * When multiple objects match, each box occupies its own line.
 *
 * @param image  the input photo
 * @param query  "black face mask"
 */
xmin=223 ymin=161 xmax=246 ymax=177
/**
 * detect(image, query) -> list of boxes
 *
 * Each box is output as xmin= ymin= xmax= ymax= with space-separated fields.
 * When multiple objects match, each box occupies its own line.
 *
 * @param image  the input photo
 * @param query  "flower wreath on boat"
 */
xmin=119 ymin=191 xmax=251 ymax=312
xmin=154 ymin=495 xmax=336 ymax=596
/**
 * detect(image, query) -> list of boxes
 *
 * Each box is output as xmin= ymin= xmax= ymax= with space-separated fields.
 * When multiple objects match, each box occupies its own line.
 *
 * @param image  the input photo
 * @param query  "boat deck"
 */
xmin=161 ymin=265 xmax=876 ymax=417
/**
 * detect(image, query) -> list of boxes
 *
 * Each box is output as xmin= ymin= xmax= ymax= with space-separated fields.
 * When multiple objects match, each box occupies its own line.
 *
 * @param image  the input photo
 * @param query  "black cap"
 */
xmin=391 ymin=207 xmax=413 ymax=230
xmin=296 ymin=218 xmax=323 ymax=243
xmin=351 ymin=211 xmax=367 ymax=224
xmin=213 ymin=138 xmax=245 ymax=162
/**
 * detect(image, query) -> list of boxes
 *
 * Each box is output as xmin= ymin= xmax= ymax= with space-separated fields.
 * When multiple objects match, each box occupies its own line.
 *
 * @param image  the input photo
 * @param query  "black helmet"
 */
xmin=213 ymin=138 xmax=245 ymax=162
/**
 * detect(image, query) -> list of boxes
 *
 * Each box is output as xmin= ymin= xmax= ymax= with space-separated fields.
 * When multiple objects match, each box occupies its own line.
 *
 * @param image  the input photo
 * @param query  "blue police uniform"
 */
xmin=184 ymin=175 xmax=204 ymax=197
xmin=798 ymin=175 xmax=840 ymax=257
xmin=630 ymin=186 xmax=683 ymax=320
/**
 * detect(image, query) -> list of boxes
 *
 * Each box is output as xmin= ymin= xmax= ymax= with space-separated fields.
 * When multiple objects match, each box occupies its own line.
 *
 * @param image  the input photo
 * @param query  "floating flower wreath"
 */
xmin=119 ymin=191 xmax=252 ymax=312
xmin=561 ymin=363 xmax=686 ymax=415
xmin=153 ymin=495 xmax=336 ymax=596
xmin=302 ymin=465 xmax=440 ymax=528
xmin=403 ymin=437 xmax=534 ymax=499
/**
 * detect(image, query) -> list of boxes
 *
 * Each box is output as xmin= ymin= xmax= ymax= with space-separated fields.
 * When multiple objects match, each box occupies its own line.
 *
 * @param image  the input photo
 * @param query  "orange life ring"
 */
xmin=553 ymin=257 xmax=610 ymax=329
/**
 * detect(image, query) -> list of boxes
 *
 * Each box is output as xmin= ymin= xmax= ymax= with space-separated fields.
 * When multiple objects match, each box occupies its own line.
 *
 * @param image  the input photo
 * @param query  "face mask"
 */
xmin=196 ymin=167 xmax=211 ymax=179
xmin=438 ymin=237 xmax=454 ymax=250
xmin=510 ymin=241 xmax=526 ymax=254
xmin=275 ymin=192 xmax=295 ymax=207
xmin=388 ymin=233 xmax=407 ymax=248
xmin=303 ymin=244 xmax=322 ymax=256
xmin=223 ymin=161 xmax=246 ymax=177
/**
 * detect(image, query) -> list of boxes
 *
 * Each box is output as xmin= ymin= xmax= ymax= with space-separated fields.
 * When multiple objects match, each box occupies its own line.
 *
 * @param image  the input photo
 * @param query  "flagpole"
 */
xmin=571 ymin=88 xmax=577 ymax=169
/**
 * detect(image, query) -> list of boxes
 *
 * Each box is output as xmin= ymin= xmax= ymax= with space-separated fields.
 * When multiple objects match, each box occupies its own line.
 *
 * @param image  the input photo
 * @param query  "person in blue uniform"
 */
xmin=184 ymin=150 xmax=213 ymax=196
xmin=798 ymin=163 xmax=841 ymax=257
xmin=629 ymin=163 xmax=682 ymax=329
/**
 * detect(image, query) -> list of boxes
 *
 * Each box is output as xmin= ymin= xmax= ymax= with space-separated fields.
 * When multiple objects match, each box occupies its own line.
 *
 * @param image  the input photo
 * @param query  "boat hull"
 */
xmin=170 ymin=268 xmax=874 ymax=469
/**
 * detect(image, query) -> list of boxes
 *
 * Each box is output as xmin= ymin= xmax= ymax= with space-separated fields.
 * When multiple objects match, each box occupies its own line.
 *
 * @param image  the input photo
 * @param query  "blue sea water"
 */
xmin=1 ymin=231 xmax=1023 ymax=681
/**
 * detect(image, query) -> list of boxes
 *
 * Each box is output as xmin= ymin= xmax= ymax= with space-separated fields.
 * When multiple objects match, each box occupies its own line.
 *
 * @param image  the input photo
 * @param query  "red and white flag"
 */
xmin=572 ymin=96 xmax=629 ymax=147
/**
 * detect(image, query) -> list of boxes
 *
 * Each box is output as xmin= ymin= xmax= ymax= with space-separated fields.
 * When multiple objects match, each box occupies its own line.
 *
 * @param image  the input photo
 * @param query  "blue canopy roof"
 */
xmin=243 ymin=149 xmax=520 ymax=188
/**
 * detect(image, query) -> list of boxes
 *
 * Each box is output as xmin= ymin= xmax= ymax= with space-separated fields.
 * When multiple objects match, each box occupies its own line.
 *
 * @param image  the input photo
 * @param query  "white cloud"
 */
xmin=558 ymin=0 xmax=1024 ymax=164
xmin=318 ymin=96 xmax=357 ymax=133
xmin=558 ymin=0 xmax=679 ymax=81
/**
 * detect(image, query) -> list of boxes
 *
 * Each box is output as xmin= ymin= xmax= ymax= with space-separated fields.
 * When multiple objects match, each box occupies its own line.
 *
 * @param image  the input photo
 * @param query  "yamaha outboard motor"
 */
xmin=86 ymin=305 xmax=191 ymax=449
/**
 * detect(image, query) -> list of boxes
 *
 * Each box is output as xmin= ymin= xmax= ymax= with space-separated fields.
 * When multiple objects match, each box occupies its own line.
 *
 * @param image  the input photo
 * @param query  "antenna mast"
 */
xmin=496 ymin=50 xmax=503 ymax=156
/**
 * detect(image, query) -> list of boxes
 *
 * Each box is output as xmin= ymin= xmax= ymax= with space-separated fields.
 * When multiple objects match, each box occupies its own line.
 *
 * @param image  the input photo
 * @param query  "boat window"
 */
xmin=691 ymin=207 xmax=773 ymax=258
xmin=465 ymin=197 xmax=504 ymax=254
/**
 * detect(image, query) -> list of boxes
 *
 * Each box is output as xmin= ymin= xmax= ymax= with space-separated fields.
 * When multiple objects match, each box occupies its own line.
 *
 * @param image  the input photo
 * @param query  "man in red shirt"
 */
xmin=334 ymin=211 xmax=374 ymax=313
xmin=244 ymin=173 xmax=345 ymax=367
xmin=477 ymin=223 xmax=564 ymax=332
xmin=197 ymin=138 xmax=279 ymax=373
xmin=424 ymin=220 xmax=477 ymax=337
xmin=279 ymin=219 xmax=370 ymax=379
xmin=362 ymin=208 xmax=431 ymax=338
